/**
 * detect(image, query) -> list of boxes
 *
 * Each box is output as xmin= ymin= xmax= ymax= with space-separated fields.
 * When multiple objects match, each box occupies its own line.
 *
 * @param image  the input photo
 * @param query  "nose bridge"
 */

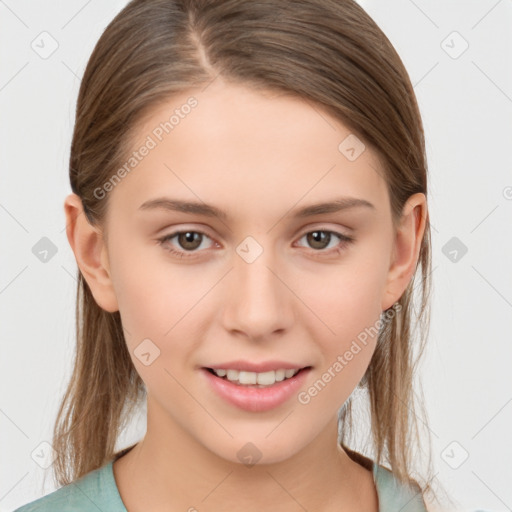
xmin=235 ymin=234 xmax=282 ymax=300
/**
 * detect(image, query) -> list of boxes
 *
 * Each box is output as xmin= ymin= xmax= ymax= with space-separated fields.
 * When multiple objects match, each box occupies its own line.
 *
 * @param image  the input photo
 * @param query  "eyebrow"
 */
xmin=138 ymin=196 xmax=375 ymax=220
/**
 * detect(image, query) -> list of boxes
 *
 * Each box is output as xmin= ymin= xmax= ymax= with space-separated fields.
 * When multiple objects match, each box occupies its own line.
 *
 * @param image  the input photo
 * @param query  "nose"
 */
xmin=221 ymin=240 xmax=293 ymax=340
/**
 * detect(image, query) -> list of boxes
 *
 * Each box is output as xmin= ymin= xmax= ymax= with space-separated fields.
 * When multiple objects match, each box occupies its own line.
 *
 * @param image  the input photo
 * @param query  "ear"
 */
xmin=381 ymin=192 xmax=428 ymax=311
xmin=63 ymin=193 xmax=119 ymax=313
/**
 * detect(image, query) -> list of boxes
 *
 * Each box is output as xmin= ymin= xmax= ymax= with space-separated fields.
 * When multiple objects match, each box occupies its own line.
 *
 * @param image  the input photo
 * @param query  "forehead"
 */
xmin=107 ymin=80 xmax=389 ymax=221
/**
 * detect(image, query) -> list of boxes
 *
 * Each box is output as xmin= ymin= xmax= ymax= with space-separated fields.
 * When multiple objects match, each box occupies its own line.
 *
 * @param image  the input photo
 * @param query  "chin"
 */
xmin=204 ymin=436 xmax=304 ymax=467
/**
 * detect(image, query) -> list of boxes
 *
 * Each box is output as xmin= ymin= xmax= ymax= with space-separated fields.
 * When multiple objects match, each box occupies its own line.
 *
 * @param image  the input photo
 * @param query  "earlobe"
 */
xmin=381 ymin=192 xmax=428 ymax=311
xmin=63 ymin=193 xmax=119 ymax=313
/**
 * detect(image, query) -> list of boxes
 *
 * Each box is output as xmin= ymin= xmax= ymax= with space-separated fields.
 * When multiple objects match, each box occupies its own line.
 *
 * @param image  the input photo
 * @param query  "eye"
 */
xmin=157 ymin=228 xmax=355 ymax=259
xmin=296 ymin=229 xmax=354 ymax=255
xmin=157 ymin=230 xmax=215 ymax=258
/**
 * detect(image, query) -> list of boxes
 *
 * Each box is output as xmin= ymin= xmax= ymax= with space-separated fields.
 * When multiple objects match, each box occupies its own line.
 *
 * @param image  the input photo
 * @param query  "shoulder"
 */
xmin=373 ymin=463 xmax=428 ymax=512
xmin=342 ymin=446 xmax=428 ymax=512
xmin=13 ymin=460 xmax=126 ymax=512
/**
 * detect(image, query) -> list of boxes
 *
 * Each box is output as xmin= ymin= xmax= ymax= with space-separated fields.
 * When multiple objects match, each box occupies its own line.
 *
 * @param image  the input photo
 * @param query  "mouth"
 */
xmin=201 ymin=365 xmax=313 ymax=412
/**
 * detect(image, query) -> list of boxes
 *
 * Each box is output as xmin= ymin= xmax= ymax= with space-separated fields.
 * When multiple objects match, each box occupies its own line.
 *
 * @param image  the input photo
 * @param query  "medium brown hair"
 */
xmin=53 ymin=0 xmax=443 ymax=506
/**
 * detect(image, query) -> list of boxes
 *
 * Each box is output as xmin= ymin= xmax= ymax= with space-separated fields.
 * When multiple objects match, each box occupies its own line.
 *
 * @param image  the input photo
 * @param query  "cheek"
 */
xmin=110 ymin=240 xmax=189 ymax=333
xmin=293 ymin=259 xmax=386 ymax=397
xmin=110 ymin=253 xmax=208 ymax=377
xmin=300 ymin=292 xmax=381 ymax=413
xmin=296 ymin=257 xmax=385 ymax=338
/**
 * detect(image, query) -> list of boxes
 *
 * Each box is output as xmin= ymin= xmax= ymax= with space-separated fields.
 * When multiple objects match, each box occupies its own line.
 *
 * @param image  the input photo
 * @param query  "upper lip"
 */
xmin=204 ymin=360 xmax=311 ymax=372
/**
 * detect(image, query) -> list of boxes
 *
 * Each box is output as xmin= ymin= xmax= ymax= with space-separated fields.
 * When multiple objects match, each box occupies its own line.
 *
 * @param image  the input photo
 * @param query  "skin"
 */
xmin=64 ymin=78 xmax=427 ymax=511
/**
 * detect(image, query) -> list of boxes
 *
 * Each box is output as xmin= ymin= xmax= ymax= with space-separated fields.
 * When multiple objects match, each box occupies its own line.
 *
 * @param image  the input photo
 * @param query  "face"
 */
xmin=82 ymin=79 xmax=412 ymax=465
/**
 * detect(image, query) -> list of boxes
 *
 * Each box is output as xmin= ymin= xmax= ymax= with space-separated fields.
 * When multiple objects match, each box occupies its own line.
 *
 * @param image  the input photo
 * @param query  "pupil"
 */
xmin=180 ymin=231 xmax=201 ymax=250
xmin=308 ymin=231 xmax=329 ymax=249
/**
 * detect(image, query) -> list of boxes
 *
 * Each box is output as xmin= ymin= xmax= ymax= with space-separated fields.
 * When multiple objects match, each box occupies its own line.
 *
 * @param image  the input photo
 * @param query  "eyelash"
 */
xmin=157 ymin=228 xmax=355 ymax=260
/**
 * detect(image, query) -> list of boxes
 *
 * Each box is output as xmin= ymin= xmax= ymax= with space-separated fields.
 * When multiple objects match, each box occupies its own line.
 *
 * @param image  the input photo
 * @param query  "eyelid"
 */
xmin=296 ymin=222 xmax=353 ymax=237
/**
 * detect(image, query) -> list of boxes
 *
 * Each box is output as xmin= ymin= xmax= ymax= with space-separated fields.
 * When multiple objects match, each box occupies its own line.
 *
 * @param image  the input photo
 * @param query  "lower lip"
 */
xmin=201 ymin=367 xmax=311 ymax=413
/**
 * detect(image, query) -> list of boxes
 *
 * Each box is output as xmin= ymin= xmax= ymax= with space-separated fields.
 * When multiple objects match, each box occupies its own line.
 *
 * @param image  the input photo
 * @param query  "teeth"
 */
xmin=212 ymin=368 xmax=301 ymax=386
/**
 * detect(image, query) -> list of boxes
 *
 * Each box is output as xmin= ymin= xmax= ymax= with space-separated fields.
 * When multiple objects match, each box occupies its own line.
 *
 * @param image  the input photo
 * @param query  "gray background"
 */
xmin=1 ymin=0 xmax=511 ymax=510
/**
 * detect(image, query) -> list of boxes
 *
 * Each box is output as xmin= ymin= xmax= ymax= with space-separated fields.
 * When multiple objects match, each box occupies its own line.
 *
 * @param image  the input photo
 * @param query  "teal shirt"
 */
xmin=13 ymin=459 xmax=428 ymax=511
